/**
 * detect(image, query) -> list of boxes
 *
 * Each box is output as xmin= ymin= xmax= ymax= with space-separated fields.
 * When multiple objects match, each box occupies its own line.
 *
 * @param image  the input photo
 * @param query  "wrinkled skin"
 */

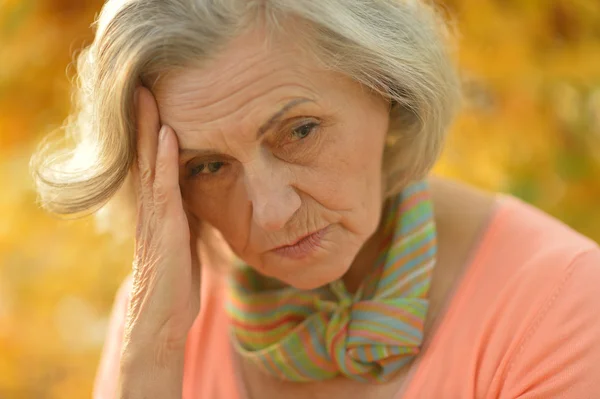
xmin=154 ymin=27 xmax=391 ymax=290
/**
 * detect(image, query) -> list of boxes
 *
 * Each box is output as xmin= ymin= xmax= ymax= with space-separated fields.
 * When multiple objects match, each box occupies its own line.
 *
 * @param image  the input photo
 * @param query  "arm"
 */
xmin=93 ymin=275 xmax=132 ymax=399
xmin=94 ymin=86 xmax=202 ymax=399
xmin=501 ymin=248 xmax=600 ymax=398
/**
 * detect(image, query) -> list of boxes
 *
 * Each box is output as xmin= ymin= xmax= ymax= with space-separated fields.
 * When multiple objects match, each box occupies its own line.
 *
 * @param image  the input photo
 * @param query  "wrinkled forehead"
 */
xmin=150 ymin=27 xmax=339 ymax=148
xmin=152 ymin=22 xmax=323 ymax=98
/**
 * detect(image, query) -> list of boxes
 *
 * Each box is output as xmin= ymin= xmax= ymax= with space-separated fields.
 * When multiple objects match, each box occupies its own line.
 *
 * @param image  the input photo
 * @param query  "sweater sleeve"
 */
xmin=501 ymin=248 xmax=600 ymax=399
xmin=92 ymin=275 xmax=133 ymax=399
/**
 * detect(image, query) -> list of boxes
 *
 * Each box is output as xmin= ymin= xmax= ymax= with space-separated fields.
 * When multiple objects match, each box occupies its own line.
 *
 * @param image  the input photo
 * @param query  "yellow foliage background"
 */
xmin=0 ymin=0 xmax=599 ymax=397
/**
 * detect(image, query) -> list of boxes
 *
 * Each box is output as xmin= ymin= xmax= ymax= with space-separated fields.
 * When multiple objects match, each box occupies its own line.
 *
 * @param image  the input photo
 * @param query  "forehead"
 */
xmin=152 ymin=27 xmax=332 ymax=140
xmin=154 ymin=24 xmax=333 ymax=102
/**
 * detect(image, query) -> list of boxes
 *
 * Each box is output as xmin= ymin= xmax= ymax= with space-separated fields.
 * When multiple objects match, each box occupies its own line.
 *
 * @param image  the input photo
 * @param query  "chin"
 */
xmin=262 ymin=249 xmax=356 ymax=290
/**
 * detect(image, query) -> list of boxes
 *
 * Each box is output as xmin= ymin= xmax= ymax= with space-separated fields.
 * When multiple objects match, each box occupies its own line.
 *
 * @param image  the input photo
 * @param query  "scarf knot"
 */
xmin=227 ymin=181 xmax=436 ymax=383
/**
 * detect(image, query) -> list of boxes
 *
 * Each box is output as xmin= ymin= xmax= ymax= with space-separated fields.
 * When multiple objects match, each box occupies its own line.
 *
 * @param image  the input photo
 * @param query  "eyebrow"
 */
xmin=178 ymin=97 xmax=314 ymax=160
xmin=256 ymin=97 xmax=314 ymax=137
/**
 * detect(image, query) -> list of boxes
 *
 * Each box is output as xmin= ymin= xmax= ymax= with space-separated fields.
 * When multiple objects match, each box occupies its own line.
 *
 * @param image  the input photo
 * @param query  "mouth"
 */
xmin=271 ymin=225 xmax=330 ymax=260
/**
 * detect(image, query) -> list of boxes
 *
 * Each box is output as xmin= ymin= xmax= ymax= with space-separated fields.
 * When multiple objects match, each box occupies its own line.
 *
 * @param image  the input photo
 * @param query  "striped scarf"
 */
xmin=226 ymin=181 xmax=436 ymax=383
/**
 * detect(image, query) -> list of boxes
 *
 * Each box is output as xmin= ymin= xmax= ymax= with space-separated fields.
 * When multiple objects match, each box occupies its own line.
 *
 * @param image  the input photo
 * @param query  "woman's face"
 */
xmin=154 ymin=28 xmax=390 ymax=289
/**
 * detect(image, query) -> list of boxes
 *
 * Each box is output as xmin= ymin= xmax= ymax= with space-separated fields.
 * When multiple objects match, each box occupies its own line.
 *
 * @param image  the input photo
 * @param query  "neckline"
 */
xmin=394 ymin=193 xmax=509 ymax=397
xmin=230 ymin=194 xmax=511 ymax=399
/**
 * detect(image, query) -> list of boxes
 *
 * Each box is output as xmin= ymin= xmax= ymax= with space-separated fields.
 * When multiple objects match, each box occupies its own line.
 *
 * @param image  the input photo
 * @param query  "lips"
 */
xmin=271 ymin=226 xmax=330 ymax=260
xmin=275 ymin=228 xmax=324 ymax=249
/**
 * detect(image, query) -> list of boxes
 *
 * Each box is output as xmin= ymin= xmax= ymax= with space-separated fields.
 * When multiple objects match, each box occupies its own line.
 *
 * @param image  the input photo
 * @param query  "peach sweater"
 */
xmin=93 ymin=195 xmax=600 ymax=398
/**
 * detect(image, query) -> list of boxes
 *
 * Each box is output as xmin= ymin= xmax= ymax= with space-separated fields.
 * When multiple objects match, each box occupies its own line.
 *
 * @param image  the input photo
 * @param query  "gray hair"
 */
xmin=30 ymin=0 xmax=460 ymax=236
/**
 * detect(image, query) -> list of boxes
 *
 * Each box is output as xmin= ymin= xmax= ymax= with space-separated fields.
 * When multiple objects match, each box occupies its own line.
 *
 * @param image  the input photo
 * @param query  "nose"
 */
xmin=244 ymin=158 xmax=301 ymax=232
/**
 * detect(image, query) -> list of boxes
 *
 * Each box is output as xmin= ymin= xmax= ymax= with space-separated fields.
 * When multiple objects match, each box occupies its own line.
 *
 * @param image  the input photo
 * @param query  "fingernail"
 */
xmin=159 ymin=126 xmax=167 ymax=141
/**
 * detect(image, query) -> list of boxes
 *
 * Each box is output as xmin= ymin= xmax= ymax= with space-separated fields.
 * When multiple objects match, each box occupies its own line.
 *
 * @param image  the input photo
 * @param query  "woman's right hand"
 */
xmin=117 ymin=86 xmax=202 ymax=398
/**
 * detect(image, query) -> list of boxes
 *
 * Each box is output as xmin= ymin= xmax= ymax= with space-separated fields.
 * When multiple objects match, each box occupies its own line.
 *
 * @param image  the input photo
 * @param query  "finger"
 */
xmin=153 ymin=125 xmax=183 ymax=215
xmin=130 ymin=153 xmax=140 ymax=200
xmin=135 ymin=86 xmax=161 ymax=194
xmin=130 ymin=151 xmax=149 ymax=242
xmin=188 ymin=216 xmax=202 ymax=315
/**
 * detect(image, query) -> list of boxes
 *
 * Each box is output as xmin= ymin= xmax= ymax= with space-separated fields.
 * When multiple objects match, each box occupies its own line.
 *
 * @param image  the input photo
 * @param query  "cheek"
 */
xmin=343 ymin=116 xmax=387 ymax=198
xmin=314 ymin=124 xmax=385 ymax=201
xmin=181 ymin=183 xmax=250 ymax=247
xmin=325 ymin=123 xmax=387 ymax=226
xmin=292 ymin=127 xmax=384 ymax=237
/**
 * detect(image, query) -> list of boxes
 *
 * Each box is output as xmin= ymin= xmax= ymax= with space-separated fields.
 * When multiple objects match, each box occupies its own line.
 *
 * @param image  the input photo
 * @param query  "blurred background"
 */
xmin=0 ymin=0 xmax=599 ymax=397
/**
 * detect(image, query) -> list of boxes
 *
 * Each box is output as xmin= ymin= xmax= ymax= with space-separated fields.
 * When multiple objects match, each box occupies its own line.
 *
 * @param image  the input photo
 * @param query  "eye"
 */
xmin=291 ymin=121 xmax=319 ymax=140
xmin=189 ymin=161 xmax=225 ymax=178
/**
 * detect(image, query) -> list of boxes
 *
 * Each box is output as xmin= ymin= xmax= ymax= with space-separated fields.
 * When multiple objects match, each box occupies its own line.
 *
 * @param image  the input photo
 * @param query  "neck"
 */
xmin=342 ymin=198 xmax=392 ymax=293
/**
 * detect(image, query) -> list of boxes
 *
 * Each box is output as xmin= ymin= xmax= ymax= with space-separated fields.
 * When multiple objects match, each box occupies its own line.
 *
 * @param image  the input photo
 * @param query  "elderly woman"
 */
xmin=31 ymin=0 xmax=600 ymax=398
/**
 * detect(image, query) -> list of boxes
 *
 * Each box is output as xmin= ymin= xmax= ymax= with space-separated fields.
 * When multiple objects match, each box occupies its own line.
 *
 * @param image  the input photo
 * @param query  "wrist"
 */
xmin=119 ymin=344 xmax=185 ymax=398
